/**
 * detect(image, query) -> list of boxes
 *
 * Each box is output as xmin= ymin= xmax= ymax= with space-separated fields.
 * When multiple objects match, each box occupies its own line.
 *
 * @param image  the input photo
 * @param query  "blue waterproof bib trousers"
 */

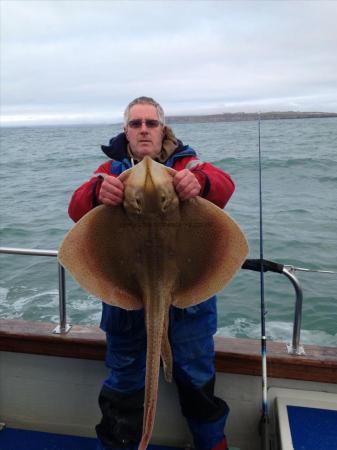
xmin=96 ymin=152 xmax=229 ymax=450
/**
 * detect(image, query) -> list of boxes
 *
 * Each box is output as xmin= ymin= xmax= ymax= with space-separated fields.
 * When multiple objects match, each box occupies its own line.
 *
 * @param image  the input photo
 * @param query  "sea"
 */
xmin=0 ymin=118 xmax=336 ymax=346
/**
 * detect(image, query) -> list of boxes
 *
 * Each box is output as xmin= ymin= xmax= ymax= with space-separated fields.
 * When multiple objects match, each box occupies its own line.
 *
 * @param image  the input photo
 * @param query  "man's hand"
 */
xmin=173 ymin=169 xmax=201 ymax=201
xmin=98 ymin=175 xmax=124 ymax=206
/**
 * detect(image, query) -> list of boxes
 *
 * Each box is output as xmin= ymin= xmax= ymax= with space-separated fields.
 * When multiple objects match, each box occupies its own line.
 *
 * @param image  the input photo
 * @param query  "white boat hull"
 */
xmin=1 ymin=335 xmax=336 ymax=450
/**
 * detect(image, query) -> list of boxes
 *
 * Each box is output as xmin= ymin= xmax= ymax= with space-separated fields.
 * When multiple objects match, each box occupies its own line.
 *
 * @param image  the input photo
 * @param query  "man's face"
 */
xmin=124 ymin=104 xmax=164 ymax=160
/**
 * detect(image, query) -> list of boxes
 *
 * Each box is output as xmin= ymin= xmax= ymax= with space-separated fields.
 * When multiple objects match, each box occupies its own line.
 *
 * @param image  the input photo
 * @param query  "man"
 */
xmin=68 ymin=97 xmax=235 ymax=450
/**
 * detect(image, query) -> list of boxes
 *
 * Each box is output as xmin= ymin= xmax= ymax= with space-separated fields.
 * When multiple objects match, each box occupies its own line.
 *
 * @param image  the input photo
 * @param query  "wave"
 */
xmin=216 ymin=318 xmax=337 ymax=347
xmin=318 ymin=175 xmax=337 ymax=183
xmin=261 ymin=157 xmax=337 ymax=170
xmin=0 ymin=287 xmax=9 ymax=303
xmin=214 ymin=156 xmax=337 ymax=174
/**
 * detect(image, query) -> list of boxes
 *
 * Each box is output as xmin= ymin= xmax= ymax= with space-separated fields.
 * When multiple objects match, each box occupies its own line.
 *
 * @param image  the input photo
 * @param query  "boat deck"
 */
xmin=0 ymin=428 xmax=182 ymax=450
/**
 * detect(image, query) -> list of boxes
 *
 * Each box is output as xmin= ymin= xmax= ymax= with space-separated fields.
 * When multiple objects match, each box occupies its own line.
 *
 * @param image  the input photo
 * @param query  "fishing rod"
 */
xmin=258 ymin=115 xmax=270 ymax=450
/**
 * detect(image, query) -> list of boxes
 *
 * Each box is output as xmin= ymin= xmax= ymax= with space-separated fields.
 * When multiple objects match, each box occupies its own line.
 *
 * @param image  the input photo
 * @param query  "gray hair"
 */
xmin=123 ymin=96 xmax=165 ymax=126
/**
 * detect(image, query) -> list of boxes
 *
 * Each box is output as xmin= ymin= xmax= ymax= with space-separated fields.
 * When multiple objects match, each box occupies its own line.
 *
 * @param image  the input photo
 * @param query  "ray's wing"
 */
xmin=58 ymin=205 xmax=142 ymax=309
xmin=172 ymin=197 xmax=249 ymax=308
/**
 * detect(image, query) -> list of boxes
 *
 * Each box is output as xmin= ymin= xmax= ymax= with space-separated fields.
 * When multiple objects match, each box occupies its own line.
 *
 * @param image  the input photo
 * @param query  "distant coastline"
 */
xmin=1 ymin=111 xmax=337 ymax=128
xmin=166 ymin=111 xmax=337 ymax=124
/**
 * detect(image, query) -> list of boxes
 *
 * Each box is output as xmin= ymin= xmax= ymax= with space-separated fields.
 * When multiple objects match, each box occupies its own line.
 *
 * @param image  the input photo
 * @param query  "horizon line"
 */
xmin=1 ymin=110 xmax=337 ymax=128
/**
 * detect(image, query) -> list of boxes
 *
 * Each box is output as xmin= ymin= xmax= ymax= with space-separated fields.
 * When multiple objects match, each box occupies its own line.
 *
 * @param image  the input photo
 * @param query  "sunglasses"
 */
xmin=127 ymin=119 xmax=162 ymax=129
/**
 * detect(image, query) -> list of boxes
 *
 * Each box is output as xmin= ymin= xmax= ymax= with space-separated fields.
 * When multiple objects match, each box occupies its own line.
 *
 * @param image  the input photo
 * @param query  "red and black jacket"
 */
xmin=68 ymin=132 xmax=235 ymax=223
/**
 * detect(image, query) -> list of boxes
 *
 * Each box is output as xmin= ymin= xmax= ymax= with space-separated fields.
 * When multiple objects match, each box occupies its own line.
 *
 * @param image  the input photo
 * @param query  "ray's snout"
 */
xmin=124 ymin=156 xmax=178 ymax=215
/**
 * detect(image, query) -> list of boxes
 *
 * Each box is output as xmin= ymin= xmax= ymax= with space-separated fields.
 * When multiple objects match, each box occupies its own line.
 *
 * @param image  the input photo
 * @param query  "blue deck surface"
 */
xmin=0 ymin=428 xmax=181 ymax=450
xmin=287 ymin=405 xmax=337 ymax=450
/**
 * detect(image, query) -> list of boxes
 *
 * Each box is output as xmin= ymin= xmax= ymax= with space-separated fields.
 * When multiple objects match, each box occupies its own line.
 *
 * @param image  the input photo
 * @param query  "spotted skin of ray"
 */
xmin=58 ymin=156 xmax=249 ymax=450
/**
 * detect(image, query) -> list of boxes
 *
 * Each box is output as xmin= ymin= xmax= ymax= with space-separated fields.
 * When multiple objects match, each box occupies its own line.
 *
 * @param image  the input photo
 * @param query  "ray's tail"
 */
xmin=161 ymin=310 xmax=173 ymax=382
xmin=138 ymin=301 xmax=170 ymax=450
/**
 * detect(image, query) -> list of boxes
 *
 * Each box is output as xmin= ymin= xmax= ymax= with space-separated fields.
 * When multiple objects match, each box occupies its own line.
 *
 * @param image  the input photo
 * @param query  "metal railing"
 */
xmin=0 ymin=248 xmax=306 ymax=352
xmin=282 ymin=267 xmax=305 ymax=355
xmin=242 ymin=259 xmax=305 ymax=355
xmin=0 ymin=247 xmax=71 ymax=334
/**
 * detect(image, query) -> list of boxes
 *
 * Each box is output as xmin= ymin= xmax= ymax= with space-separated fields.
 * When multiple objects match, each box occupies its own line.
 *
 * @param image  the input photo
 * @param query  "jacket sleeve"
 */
xmin=68 ymin=161 xmax=112 ymax=222
xmin=173 ymin=156 xmax=235 ymax=209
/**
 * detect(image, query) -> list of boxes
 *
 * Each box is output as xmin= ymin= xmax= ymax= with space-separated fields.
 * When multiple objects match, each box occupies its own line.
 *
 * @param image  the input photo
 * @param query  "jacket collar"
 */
xmin=101 ymin=127 xmax=184 ymax=162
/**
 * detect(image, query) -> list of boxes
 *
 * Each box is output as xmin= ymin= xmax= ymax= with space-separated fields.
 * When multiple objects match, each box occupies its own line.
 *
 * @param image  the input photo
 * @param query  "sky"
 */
xmin=1 ymin=0 xmax=337 ymax=126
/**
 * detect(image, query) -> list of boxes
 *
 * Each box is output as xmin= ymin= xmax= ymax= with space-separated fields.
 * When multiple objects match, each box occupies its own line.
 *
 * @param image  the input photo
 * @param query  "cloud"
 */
xmin=1 ymin=0 xmax=337 ymax=125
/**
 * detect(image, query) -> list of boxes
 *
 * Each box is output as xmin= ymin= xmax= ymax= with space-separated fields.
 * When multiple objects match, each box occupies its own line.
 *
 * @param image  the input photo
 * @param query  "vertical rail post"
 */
xmin=53 ymin=263 xmax=71 ymax=334
xmin=282 ymin=267 xmax=305 ymax=355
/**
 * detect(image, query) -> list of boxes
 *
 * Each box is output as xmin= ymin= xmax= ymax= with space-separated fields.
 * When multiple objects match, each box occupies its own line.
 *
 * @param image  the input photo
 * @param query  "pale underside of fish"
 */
xmin=58 ymin=156 xmax=249 ymax=450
